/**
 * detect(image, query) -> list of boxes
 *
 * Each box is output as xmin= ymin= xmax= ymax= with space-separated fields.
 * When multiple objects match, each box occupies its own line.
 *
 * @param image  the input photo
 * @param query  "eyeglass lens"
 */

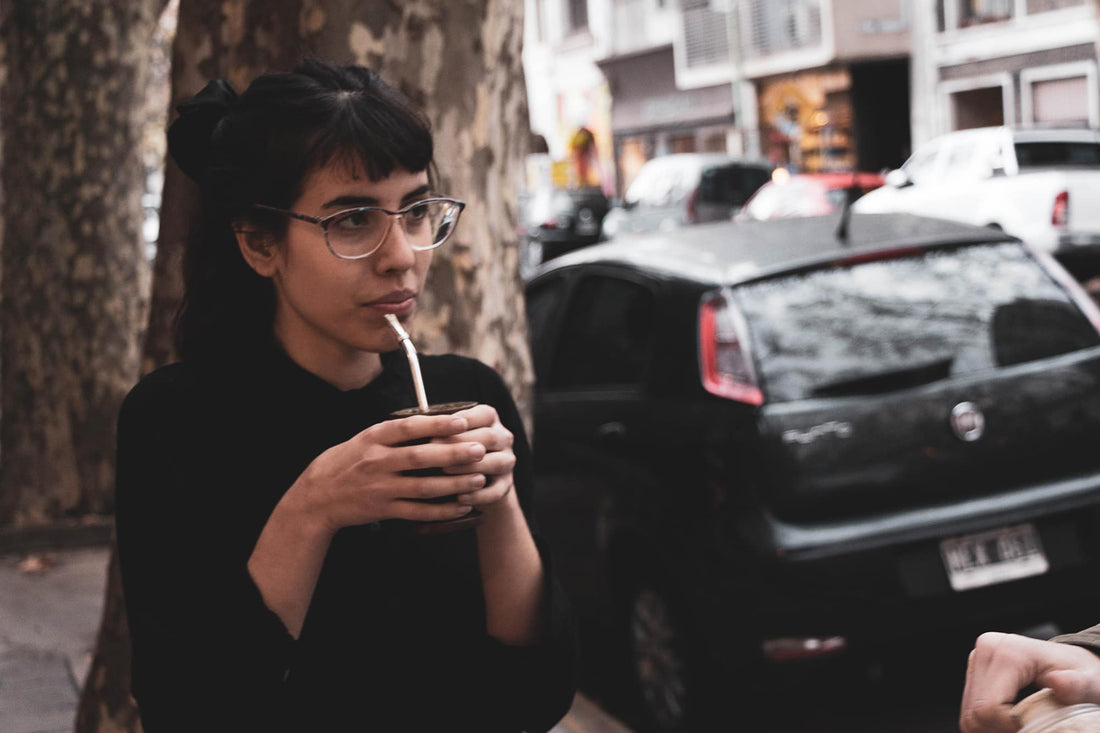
xmin=327 ymin=200 xmax=460 ymax=258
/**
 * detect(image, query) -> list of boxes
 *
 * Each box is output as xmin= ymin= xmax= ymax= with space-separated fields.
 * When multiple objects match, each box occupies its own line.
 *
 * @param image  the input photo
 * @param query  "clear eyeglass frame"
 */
xmin=253 ymin=197 xmax=466 ymax=260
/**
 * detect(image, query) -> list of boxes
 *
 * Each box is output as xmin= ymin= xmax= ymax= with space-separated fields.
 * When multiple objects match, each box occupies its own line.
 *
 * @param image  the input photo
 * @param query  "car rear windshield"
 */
xmin=734 ymin=242 xmax=1100 ymax=403
xmin=1015 ymin=141 xmax=1100 ymax=167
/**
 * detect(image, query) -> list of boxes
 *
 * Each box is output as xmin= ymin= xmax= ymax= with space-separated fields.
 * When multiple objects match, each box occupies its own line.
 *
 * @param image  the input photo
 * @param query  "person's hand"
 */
xmin=439 ymin=403 xmax=517 ymax=513
xmin=289 ymin=413 xmax=491 ymax=533
xmin=960 ymin=631 xmax=1100 ymax=732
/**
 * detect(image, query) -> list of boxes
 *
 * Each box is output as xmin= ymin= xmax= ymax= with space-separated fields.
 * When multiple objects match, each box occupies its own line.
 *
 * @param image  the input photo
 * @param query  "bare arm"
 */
xmin=446 ymin=404 xmax=547 ymax=646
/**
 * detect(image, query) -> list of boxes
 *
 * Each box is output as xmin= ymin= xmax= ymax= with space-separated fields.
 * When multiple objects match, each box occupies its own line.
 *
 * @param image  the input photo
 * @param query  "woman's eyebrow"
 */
xmin=400 ymin=184 xmax=433 ymax=204
xmin=321 ymin=185 xmax=432 ymax=211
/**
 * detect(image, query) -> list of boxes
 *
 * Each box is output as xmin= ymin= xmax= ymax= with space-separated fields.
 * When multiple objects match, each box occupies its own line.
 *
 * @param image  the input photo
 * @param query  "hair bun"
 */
xmin=167 ymin=79 xmax=238 ymax=183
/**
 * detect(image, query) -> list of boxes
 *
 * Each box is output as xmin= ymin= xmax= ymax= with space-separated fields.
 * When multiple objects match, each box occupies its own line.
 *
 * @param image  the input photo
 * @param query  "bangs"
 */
xmin=306 ymin=91 xmax=434 ymax=184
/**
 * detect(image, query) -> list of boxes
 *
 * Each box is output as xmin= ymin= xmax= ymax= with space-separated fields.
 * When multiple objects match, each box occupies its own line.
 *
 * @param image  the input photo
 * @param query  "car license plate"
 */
xmin=939 ymin=523 xmax=1049 ymax=592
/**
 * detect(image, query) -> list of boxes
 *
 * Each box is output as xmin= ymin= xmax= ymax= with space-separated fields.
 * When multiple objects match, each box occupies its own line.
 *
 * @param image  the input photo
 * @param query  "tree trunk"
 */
xmin=0 ymin=0 xmax=158 ymax=527
xmin=81 ymin=2 xmax=532 ymax=729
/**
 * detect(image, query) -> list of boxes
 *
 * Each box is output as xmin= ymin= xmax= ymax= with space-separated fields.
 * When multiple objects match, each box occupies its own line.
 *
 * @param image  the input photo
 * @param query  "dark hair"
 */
xmin=167 ymin=59 xmax=435 ymax=363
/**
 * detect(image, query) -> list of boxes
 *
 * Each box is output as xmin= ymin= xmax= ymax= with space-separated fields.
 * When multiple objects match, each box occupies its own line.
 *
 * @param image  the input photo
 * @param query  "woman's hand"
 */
xmin=288 ymin=413 xmax=492 ymax=534
xmin=960 ymin=632 xmax=1100 ymax=733
xmin=439 ymin=403 xmax=518 ymax=514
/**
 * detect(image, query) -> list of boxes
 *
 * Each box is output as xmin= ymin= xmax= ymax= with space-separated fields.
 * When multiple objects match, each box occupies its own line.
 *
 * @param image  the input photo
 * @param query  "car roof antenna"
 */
xmin=835 ymin=196 xmax=855 ymax=245
xmin=834 ymin=170 xmax=860 ymax=245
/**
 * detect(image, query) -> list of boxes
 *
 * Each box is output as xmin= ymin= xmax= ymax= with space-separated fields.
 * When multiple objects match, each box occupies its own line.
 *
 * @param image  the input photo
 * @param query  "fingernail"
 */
xmin=468 ymin=443 xmax=486 ymax=459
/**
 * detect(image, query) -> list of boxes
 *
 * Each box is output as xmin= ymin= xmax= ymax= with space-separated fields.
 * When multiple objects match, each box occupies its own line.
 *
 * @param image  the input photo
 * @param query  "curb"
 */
xmin=0 ymin=516 xmax=113 ymax=556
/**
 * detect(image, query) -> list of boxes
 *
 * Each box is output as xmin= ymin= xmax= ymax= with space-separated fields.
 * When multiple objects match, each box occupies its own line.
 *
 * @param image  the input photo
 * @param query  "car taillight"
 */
xmin=1052 ymin=190 xmax=1069 ymax=227
xmin=686 ymin=187 xmax=698 ymax=223
xmin=698 ymin=294 xmax=764 ymax=405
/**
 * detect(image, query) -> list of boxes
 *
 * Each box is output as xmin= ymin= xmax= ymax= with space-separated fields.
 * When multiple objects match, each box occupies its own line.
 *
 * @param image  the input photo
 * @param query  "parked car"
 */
xmin=735 ymin=171 xmax=884 ymax=221
xmin=601 ymin=153 xmax=770 ymax=238
xmin=525 ymin=213 xmax=1100 ymax=732
xmin=853 ymin=126 xmax=1100 ymax=277
xmin=518 ymin=185 xmax=610 ymax=280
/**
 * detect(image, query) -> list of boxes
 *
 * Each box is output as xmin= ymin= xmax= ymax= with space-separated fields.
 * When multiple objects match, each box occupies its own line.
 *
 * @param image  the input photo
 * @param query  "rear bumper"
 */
xmin=695 ymin=472 xmax=1100 ymax=650
xmin=757 ymin=470 xmax=1100 ymax=561
xmin=740 ymin=505 xmax=1100 ymax=647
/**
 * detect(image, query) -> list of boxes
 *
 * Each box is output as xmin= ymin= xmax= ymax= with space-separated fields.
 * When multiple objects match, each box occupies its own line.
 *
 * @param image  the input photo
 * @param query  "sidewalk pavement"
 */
xmin=0 ymin=543 xmax=632 ymax=733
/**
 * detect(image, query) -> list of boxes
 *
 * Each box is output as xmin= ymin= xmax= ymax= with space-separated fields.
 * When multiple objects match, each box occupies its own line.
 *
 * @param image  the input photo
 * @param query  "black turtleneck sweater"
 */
xmin=115 ymin=347 xmax=578 ymax=732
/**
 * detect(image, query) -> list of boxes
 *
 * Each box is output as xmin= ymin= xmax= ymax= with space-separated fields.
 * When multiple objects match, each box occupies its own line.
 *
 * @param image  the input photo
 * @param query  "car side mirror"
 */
xmin=884 ymin=169 xmax=911 ymax=188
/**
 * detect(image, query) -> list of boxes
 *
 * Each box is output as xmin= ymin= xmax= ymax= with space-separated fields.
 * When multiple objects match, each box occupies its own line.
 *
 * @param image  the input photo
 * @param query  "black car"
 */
xmin=525 ymin=213 xmax=1100 ymax=732
xmin=519 ymin=185 xmax=610 ymax=280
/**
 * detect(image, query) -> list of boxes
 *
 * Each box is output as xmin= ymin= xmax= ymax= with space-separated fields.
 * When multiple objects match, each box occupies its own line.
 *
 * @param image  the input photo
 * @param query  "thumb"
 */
xmin=1044 ymin=670 xmax=1100 ymax=706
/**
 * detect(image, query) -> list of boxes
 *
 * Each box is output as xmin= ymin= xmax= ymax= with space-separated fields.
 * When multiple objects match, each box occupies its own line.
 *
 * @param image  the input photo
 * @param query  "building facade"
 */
xmin=911 ymin=0 xmax=1100 ymax=149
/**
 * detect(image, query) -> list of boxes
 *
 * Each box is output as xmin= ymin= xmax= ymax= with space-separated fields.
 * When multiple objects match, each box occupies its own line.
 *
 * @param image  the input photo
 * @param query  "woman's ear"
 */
xmin=234 ymin=227 xmax=279 ymax=277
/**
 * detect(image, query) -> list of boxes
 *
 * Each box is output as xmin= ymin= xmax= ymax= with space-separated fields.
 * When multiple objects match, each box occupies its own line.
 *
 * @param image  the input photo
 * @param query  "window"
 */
xmin=550 ymin=275 xmax=656 ymax=389
xmin=960 ymin=0 xmax=1013 ymax=27
xmin=680 ymin=0 xmax=731 ymax=68
xmin=1015 ymin=141 xmax=1100 ymax=167
xmin=901 ymin=143 xmax=943 ymax=183
xmin=525 ymin=276 xmax=569 ymax=381
xmin=735 ymin=242 xmax=1100 ymax=402
xmin=744 ymin=0 xmax=823 ymax=58
xmin=698 ymin=165 xmax=771 ymax=206
xmin=1031 ymin=76 xmax=1090 ymax=125
xmin=567 ymin=0 xmax=589 ymax=32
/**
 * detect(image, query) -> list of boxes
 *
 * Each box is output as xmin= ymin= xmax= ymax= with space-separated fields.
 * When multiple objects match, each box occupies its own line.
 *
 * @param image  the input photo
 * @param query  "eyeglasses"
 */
xmin=253 ymin=197 xmax=465 ymax=260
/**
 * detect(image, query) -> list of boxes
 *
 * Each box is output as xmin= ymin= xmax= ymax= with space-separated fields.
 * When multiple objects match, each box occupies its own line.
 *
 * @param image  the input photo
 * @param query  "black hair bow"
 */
xmin=167 ymin=79 xmax=238 ymax=183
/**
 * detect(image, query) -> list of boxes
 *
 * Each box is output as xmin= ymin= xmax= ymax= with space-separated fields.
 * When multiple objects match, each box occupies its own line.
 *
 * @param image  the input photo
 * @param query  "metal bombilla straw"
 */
xmin=384 ymin=314 xmax=430 ymax=412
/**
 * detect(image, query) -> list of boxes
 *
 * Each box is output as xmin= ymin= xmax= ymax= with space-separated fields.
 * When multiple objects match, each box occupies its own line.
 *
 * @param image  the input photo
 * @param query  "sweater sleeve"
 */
xmin=1052 ymin=624 xmax=1100 ymax=655
xmin=114 ymin=369 xmax=296 ymax=731
xmin=472 ymin=361 xmax=580 ymax=733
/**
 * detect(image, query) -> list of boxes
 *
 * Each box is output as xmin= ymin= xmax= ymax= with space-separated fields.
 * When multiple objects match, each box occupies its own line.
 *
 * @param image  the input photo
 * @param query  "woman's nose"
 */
xmin=372 ymin=216 xmax=417 ymax=272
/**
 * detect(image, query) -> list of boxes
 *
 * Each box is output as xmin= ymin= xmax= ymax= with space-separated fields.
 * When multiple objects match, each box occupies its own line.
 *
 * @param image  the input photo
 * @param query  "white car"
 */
xmin=854 ymin=126 xmax=1100 ymax=259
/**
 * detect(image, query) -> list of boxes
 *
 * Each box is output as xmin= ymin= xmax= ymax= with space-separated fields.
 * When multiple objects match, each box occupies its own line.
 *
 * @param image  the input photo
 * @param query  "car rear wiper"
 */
xmin=811 ymin=357 xmax=955 ymax=398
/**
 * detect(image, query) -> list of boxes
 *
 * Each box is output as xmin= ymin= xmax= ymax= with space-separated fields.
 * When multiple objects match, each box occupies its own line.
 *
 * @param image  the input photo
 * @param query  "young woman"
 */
xmin=115 ymin=59 xmax=577 ymax=732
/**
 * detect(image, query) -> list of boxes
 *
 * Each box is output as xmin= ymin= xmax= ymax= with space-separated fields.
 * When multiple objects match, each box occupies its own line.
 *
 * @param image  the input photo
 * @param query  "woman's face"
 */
xmin=261 ymin=163 xmax=435 ymax=365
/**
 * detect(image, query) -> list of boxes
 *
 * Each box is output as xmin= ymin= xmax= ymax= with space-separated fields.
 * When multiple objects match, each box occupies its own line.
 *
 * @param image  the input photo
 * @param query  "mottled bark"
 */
xmin=79 ymin=2 xmax=532 ymax=730
xmin=0 ymin=1 xmax=157 ymax=525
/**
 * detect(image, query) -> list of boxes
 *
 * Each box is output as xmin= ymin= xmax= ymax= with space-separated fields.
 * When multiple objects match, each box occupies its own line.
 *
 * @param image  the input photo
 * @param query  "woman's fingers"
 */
xmin=453 ymin=403 xmax=499 ymax=429
xmin=440 ymin=447 xmax=516 ymax=477
xmin=388 ymin=472 xmax=486 ymax=501
xmin=455 ymin=475 xmax=514 ymax=507
xmin=389 ymin=498 xmax=477 ymax=523
xmin=391 ymin=440 xmax=486 ymax=472
xmin=440 ymin=425 xmax=514 ymax=451
xmin=368 ymin=413 xmax=469 ymax=445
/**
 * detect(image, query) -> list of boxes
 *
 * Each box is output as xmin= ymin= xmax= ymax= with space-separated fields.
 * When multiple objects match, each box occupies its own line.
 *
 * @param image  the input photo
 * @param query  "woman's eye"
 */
xmin=333 ymin=210 xmax=375 ymax=230
xmin=404 ymin=203 xmax=430 ymax=223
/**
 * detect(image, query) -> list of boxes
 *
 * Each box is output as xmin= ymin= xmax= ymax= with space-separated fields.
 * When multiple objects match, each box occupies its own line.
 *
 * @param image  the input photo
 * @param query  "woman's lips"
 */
xmin=365 ymin=293 xmax=417 ymax=316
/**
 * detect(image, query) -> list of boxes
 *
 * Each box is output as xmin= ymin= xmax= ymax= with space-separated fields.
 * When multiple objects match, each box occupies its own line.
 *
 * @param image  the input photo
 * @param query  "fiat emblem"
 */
xmin=950 ymin=402 xmax=985 ymax=442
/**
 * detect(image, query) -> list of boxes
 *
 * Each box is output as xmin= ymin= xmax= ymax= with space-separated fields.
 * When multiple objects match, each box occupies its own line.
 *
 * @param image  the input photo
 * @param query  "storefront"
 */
xmin=753 ymin=58 xmax=911 ymax=174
